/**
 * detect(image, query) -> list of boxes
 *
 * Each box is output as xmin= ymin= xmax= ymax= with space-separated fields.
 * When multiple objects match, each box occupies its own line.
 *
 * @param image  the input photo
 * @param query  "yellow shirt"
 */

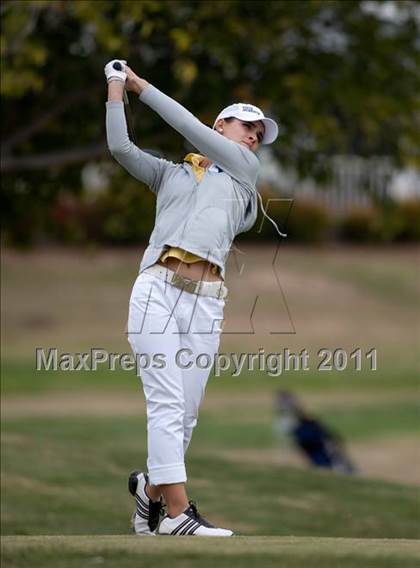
xmin=159 ymin=153 xmax=220 ymax=275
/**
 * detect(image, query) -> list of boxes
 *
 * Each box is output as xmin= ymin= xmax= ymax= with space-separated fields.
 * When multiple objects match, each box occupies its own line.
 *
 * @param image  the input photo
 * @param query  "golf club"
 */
xmin=112 ymin=61 xmax=137 ymax=145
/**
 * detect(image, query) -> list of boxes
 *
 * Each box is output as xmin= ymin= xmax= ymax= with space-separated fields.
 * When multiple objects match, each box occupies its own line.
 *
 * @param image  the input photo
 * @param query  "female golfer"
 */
xmin=105 ymin=59 xmax=280 ymax=537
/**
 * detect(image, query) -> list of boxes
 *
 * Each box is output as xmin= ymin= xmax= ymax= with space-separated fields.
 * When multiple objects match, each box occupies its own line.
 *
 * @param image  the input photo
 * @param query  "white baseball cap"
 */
xmin=212 ymin=102 xmax=279 ymax=145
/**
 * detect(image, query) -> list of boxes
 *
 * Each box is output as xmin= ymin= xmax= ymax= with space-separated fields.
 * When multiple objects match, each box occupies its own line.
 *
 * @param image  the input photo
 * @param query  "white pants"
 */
xmin=127 ymin=269 xmax=225 ymax=485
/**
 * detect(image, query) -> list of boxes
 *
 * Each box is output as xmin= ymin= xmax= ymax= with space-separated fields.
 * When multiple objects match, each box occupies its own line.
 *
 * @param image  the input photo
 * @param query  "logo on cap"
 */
xmin=242 ymin=105 xmax=262 ymax=115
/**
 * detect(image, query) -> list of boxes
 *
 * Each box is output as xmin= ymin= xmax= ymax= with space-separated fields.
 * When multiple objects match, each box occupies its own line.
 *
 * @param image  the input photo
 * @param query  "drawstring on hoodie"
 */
xmin=184 ymin=153 xmax=287 ymax=238
xmin=257 ymin=191 xmax=287 ymax=238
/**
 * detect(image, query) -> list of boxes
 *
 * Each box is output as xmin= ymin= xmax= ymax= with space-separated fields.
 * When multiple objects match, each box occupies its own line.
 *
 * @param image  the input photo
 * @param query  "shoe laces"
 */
xmin=149 ymin=497 xmax=165 ymax=531
xmin=187 ymin=500 xmax=214 ymax=528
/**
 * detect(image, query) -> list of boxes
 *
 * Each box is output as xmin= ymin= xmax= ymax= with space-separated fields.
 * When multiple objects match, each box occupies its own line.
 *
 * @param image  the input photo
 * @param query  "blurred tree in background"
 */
xmin=1 ymin=0 xmax=419 ymax=245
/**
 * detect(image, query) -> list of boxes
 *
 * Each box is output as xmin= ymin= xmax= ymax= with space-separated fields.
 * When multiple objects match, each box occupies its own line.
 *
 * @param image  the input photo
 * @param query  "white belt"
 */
xmin=144 ymin=265 xmax=228 ymax=300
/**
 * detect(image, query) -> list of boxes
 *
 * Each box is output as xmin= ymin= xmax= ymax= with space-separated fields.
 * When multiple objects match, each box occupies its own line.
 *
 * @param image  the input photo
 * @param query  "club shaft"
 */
xmin=123 ymin=90 xmax=137 ymax=145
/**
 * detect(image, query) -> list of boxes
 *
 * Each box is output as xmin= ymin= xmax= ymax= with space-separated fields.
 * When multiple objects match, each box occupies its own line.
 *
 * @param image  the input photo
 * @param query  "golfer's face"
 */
xmin=222 ymin=119 xmax=265 ymax=152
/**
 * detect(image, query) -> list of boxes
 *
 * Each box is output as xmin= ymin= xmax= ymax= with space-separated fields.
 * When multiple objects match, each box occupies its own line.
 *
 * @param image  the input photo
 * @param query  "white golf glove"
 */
xmin=104 ymin=59 xmax=127 ymax=83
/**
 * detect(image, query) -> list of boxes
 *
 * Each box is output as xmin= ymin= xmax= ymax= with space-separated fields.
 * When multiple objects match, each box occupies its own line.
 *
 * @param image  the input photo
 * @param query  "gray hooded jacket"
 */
xmin=105 ymin=84 xmax=260 ymax=280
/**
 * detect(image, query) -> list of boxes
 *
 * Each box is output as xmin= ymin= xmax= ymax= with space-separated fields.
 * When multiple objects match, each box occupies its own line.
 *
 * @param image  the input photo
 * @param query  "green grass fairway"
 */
xmin=2 ymin=247 xmax=419 ymax=566
xmin=2 ymin=536 xmax=420 ymax=568
xmin=2 ymin=413 xmax=419 ymax=538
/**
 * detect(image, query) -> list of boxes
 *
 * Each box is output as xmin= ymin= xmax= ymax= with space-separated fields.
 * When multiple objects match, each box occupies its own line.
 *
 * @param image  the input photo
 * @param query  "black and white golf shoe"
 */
xmin=128 ymin=471 xmax=164 ymax=535
xmin=158 ymin=501 xmax=233 ymax=537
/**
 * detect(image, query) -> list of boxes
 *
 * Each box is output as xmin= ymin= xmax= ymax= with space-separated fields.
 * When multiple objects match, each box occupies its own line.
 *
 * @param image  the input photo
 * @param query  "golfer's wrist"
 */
xmin=132 ymin=77 xmax=149 ymax=95
xmin=107 ymin=80 xmax=125 ymax=101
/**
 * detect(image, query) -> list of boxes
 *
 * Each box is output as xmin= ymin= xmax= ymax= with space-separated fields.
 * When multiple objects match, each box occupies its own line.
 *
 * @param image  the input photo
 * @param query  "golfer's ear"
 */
xmin=214 ymin=119 xmax=223 ymax=131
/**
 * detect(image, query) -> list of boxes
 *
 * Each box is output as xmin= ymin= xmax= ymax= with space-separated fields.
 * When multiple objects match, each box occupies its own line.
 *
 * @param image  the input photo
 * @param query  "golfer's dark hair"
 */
xmin=209 ymin=117 xmax=235 ymax=130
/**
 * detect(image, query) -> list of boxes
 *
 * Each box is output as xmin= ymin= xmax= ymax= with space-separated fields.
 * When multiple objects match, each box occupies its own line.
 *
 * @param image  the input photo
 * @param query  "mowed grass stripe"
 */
xmin=2 ymin=536 xmax=420 ymax=568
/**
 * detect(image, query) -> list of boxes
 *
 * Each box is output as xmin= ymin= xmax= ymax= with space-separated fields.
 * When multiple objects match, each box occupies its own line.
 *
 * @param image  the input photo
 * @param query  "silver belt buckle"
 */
xmin=171 ymin=272 xmax=198 ymax=295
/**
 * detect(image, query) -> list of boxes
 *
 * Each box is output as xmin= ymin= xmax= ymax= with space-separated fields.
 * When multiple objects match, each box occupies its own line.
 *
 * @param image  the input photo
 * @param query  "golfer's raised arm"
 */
xmin=139 ymin=84 xmax=259 ymax=188
xmin=105 ymin=83 xmax=172 ymax=194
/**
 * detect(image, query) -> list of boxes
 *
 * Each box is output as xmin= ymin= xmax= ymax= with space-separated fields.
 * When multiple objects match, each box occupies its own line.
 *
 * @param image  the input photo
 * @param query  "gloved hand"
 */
xmin=104 ymin=59 xmax=127 ymax=83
